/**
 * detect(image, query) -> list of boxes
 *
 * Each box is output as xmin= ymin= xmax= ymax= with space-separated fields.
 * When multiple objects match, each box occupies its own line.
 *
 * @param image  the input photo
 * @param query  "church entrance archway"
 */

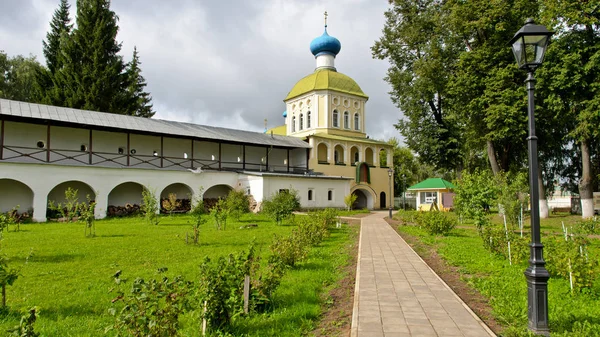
xmin=352 ymin=188 xmax=374 ymax=210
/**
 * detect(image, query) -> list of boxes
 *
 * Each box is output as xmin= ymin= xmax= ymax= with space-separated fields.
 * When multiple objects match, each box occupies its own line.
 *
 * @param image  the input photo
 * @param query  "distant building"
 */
xmin=407 ymin=178 xmax=455 ymax=211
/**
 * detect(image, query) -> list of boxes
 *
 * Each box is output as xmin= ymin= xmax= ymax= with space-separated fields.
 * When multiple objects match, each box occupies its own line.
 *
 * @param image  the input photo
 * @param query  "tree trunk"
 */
xmin=579 ymin=140 xmax=594 ymax=218
xmin=487 ymin=140 xmax=501 ymax=175
xmin=538 ymin=166 xmax=549 ymax=219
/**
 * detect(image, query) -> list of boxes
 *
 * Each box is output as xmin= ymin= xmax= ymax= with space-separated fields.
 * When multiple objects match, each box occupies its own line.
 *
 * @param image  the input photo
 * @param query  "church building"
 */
xmin=270 ymin=15 xmax=393 ymax=210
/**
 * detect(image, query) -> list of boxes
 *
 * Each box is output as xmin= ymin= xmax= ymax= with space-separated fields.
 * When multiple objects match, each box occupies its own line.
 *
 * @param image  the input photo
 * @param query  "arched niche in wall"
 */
xmin=365 ymin=147 xmax=374 ymax=166
xmin=317 ymin=143 xmax=329 ymax=163
xmin=160 ymin=183 xmax=194 ymax=213
xmin=0 ymin=179 xmax=34 ymax=213
xmin=108 ymin=182 xmax=145 ymax=207
xmin=48 ymin=180 xmax=96 ymax=205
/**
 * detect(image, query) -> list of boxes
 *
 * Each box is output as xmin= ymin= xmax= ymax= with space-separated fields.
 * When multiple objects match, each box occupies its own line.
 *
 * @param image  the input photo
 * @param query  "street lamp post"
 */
xmin=510 ymin=18 xmax=553 ymax=336
xmin=388 ymin=168 xmax=394 ymax=218
xmin=402 ymin=174 xmax=406 ymax=210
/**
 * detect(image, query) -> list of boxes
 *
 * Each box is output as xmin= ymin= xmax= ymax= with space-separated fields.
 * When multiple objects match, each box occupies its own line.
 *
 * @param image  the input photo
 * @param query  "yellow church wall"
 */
xmin=307 ymin=136 xmax=393 ymax=210
xmin=318 ymin=95 xmax=325 ymax=127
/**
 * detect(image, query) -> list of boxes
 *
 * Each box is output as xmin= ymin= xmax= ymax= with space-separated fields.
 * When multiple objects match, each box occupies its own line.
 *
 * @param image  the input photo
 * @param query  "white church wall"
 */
xmin=92 ymin=130 xmax=128 ymax=167
xmin=261 ymin=176 xmax=349 ymax=209
xmin=49 ymin=126 xmax=90 ymax=166
xmin=163 ymin=137 xmax=192 ymax=169
xmin=193 ymin=141 xmax=219 ymax=168
xmin=0 ymin=162 xmax=238 ymax=221
xmin=129 ymin=134 xmax=161 ymax=169
xmin=3 ymin=121 xmax=47 ymax=163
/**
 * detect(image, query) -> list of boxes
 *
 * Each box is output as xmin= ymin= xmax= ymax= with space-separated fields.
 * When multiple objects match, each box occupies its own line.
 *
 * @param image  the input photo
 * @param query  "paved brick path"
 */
xmin=350 ymin=212 xmax=495 ymax=337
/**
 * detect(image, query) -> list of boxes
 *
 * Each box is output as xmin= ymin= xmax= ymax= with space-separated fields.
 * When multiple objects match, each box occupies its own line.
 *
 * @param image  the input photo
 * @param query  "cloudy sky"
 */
xmin=0 ymin=0 xmax=403 ymax=141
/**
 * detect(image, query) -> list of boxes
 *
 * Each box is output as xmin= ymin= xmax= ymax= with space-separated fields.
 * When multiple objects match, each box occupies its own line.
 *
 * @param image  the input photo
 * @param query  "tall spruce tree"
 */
xmin=38 ymin=0 xmax=73 ymax=105
xmin=125 ymin=47 xmax=155 ymax=117
xmin=56 ymin=0 xmax=129 ymax=114
xmin=43 ymin=0 xmax=72 ymax=75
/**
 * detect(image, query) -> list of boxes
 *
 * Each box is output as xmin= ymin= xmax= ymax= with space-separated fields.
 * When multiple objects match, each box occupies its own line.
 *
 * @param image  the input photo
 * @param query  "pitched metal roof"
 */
xmin=0 ymin=99 xmax=310 ymax=149
xmin=407 ymin=178 xmax=455 ymax=190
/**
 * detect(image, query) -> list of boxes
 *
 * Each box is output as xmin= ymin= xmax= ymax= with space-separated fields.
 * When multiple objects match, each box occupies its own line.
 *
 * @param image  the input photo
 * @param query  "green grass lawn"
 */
xmin=0 ymin=213 xmax=356 ymax=336
xmin=394 ymin=212 xmax=600 ymax=337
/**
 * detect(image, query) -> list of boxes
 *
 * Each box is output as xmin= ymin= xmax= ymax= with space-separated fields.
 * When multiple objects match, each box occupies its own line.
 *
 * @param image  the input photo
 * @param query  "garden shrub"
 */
xmin=296 ymin=215 xmax=327 ymax=246
xmin=7 ymin=307 xmax=39 ymax=337
xmin=198 ymin=246 xmax=257 ymax=330
xmin=225 ymin=190 xmax=250 ymax=221
xmin=344 ymin=193 xmax=357 ymax=211
xmin=78 ymin=194 xmax=96 ymax=238
xmin=250 ymin=258 xmax=286 ymax=313
xmin=141 ymin=187 xmax=159 ymax=225
xmin=480 ymin=225 xmax=529 ymax=265
xmin=395 ymin=210 xmax=420 ymax=224
xmin=161 ymin=193 xmax=181 ymax=216
xmin=575 ymin=217 xmax=599 ymax=235
xmin=188 ymin=196 xmax=207 ymax=245
xmin=109 ymin=270 xmax=193 ymax=336
xmin=210 ymin=198 xmax=229 ymax=230
xmin=418 ymin=211 xmax=456 ymax=236
xmin=269 ymin=232 xmax=307 ymax=267
xmin=261 ymin=189 xmax=300 ymax=225
xmin=545 ymin=234 xmax=598 ymax=292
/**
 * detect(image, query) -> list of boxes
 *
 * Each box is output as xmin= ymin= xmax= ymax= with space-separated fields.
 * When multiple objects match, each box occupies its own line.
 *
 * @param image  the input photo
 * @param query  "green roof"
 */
xmin=284 ymin=69 xmax=368 ymax=101
xmin=407 ymin=178 xmax=455 ymax=190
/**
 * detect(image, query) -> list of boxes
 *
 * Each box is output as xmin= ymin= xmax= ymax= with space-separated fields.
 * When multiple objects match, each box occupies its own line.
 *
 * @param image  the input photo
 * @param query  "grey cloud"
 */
xmin=2 ymin=0 xmax=403 ymax=141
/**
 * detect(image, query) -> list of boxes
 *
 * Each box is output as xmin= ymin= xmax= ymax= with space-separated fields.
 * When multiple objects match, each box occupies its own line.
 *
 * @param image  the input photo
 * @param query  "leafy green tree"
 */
xmin=444 ymin=0 xmax=539 ymax=175
xmin=261 ymin=189 xmax=300 ymax=225
xmin=124 ymin=47 xmax=155 ymax=117
xmin=453 ymin=169 xmax=499 ymax=229
xmin=372 ymin=1 xmax=464 ymax=172
xmin=539 ymin=0 xmax=600 ymax=218
xmin=385 ymin=138 xmax=449 ymax=196
xmin=0 ymin=52 xmax=45 ymax=102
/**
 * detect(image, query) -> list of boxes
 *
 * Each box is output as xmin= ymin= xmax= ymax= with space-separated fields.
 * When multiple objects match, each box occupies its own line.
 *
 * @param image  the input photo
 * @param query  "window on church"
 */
xmin=307 ymin=111 xmax=311 ymax=128
xmin=354 ymin=113 xmax=360 ymax=130
xmin=308 ymin=189 xmax=313 ymax=201
xmin=299 ymin=114 xmax=304 ymax=131
xmin=354 ymin=152 xmax=359 ymax=163
xmin=333 ymin=110 xmax=339 ymax=127
xmin=292 ymin=116 xmax=296 ymax=132
xmin=344 ymin=111 xmax=349 ymax=129
xmin=328 ymin=190 xmax=334 ymax=201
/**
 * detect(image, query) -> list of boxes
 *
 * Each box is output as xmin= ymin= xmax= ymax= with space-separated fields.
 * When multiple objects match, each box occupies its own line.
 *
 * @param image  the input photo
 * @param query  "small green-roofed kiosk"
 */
xmin=407 ymin=178 xmax=455 ymax=211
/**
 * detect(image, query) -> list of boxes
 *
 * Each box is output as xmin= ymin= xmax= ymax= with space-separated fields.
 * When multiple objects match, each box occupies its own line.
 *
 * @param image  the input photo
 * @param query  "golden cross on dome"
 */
xmin=324 ymin=11 xmax=328 ymax=27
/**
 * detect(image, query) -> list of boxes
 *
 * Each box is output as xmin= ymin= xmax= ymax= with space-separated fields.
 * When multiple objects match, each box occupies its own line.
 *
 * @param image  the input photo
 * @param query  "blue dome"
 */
xmin=309 ymin=28 xmax=341 ymax=56
xmin=283 ymin=110 xmax=287 ymax=118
